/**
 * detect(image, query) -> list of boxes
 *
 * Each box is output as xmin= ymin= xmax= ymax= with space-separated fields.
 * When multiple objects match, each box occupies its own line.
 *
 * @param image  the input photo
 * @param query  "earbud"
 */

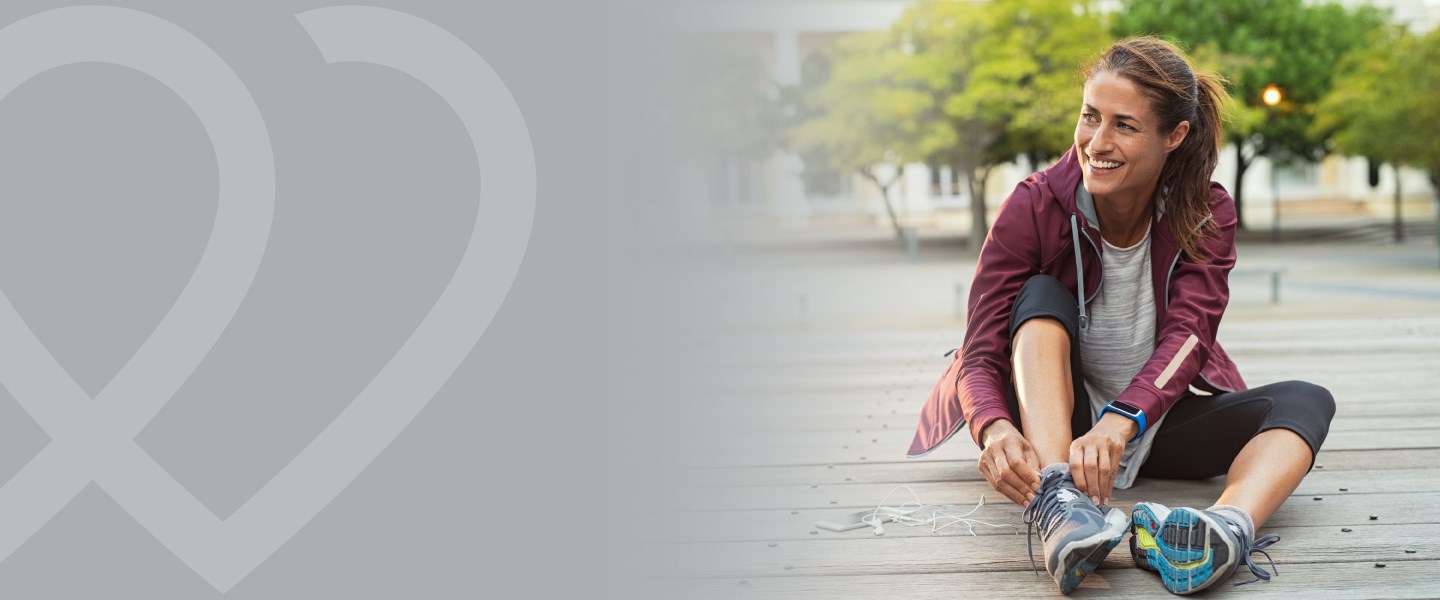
xmin=865 ymin=516 xmax=885 ymax=535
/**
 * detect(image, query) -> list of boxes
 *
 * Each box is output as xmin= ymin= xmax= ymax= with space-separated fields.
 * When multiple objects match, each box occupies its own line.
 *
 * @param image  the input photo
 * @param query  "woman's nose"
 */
xmin=1089 ymin=125 xmax=1114 ymax=152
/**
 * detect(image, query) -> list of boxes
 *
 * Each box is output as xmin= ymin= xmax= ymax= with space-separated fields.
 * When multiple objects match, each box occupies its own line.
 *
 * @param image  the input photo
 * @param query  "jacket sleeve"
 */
xmin=1115 ymin=184 xmax=1238 ymax=424
xmin=956 ymin=181 xmax=1045 ymax=447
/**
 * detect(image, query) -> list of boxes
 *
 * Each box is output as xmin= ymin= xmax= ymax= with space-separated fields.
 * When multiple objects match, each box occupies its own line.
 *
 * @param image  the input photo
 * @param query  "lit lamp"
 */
xmin=1263 ymin=84 xmax=1283 ymax=242
xmin=1262 ymin=84 xmax=1282 ymax=107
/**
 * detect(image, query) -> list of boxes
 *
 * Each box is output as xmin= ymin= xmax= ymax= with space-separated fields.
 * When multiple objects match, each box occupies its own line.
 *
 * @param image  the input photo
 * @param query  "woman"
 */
xmin=907 ymin=37 xmax=1334 ymax=595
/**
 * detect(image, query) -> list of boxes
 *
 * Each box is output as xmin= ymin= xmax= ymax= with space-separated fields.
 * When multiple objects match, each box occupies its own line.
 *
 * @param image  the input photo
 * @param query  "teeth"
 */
xmin=1091 ymin=159 xmax=1122 ymax=169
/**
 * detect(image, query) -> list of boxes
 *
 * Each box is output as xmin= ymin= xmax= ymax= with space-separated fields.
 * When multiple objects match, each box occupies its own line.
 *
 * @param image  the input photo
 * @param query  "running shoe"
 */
xmin=1130 ymin=502 xmax=1280 ymax=594
xmin=1023 ymin=469 xmax=1129 ymax=594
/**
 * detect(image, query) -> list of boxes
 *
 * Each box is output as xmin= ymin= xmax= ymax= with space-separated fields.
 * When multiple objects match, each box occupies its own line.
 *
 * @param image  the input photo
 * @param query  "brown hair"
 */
xmin=1085 ymin=37 xmax=1229 ymax=261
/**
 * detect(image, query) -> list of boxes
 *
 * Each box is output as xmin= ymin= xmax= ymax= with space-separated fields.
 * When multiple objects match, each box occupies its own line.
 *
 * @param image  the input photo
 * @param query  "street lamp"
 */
xmin=1263 ymin=84 xmax=1283 ymax=242
xmin=1262 ymin=84 xmax=1282 ymax=107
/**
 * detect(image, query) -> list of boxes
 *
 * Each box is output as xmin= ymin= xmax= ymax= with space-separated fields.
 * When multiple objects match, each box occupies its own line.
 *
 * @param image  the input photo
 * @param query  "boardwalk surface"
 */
xmin=632 ymin=240 xmax=1440 ymax=598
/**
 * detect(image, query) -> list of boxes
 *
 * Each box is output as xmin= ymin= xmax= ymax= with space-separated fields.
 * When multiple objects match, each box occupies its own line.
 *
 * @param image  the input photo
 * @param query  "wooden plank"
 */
xmin=640 ymin=522 xmax=1439 ymax=580
xmin=651 ymin=468 xmax=1439 ymax=512
xmin=636 ymin=559 xmax=1440 ymax=599
xmin=668 ymin=427 xmax=1437 ymax=468
xmin=664 ymin=448 xmax=1440 ymax=489
xmin=636 ymin=491 xmax=1435 ymax=544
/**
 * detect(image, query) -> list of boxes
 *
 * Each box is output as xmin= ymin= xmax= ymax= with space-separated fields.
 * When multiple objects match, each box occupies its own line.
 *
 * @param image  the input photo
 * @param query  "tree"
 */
xmin=901 ymin=0 xmax=1109 ymax=247
xmin=1113 ymin=0 xmax=1386 ymax=229
xmin=1314 ymin=27 xmax=1440 ymax=241
xmin=793 ymin=0 xmax=1108 ymax=247
xmin=789 ymin=32 xmax=946 ymax=238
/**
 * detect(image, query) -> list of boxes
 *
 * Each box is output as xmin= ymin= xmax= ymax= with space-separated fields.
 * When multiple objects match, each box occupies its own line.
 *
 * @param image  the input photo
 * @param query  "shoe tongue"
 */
xmin=1225 ymin=519 xmax=1248 ymax=542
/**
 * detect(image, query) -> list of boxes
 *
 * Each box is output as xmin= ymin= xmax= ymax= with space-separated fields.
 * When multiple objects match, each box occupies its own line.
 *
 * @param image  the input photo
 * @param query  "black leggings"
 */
xmin=1002 ymin=275 xmax=1335 ymax=478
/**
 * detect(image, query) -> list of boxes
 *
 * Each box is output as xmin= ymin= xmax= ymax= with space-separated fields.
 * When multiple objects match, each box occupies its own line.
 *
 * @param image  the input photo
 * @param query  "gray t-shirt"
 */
xmin=1079 ymin=226 xmax=1165 ymax=490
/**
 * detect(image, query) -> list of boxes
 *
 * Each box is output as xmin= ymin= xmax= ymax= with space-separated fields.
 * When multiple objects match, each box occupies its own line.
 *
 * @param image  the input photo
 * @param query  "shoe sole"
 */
xmin=1054 ymin=508 xmax=1129 ymax=594
xmin=1131 ymin=506 xmax=1239 ymax=595
xmin=1130 ymin=503 xmax=1166 ymax=574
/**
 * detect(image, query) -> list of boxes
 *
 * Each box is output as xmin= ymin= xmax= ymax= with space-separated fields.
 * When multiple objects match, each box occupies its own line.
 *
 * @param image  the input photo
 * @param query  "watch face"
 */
xmin=1109 ymin=401 xmax=1141 ymax=416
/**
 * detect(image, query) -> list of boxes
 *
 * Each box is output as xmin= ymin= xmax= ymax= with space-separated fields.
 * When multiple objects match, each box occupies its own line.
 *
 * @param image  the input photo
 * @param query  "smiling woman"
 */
xmin=909 ymin=37 xmax=1336 ymax=595
xmin=1078 ymin=38 xmax=1229 ymax=260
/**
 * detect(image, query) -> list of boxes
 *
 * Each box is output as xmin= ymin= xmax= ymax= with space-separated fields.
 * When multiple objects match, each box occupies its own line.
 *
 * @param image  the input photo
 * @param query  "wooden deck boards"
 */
xmin=638 ymin=316 xmax=1440 ymax=598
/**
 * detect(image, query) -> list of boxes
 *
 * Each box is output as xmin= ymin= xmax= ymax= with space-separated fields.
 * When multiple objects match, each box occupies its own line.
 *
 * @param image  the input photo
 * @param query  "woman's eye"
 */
xmin=1118 ymin=122 xmax=1134 ymax=130
xmin=1082 ymin=113 xmax=1098 ymax=123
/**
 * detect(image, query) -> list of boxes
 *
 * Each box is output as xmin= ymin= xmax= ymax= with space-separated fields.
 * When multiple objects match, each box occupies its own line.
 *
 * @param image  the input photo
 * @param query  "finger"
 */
xmin=1108 ymin=444 xmax=1125 ymax=503
xmin=996 ymin=451 xmax=1039 ymax=505
xmin=1069 ymin=445 xmax=1087 ymax=496
xmin=1010 ymin=444 xmax=1042 ymax=492
xmin=981 ymin=453 xmax=1005 ymax=488
xmin=1085 ymin=445 xmax=1100 ymax=504
xmin=1098 ymin=446 xmax=1112 ymax=505
xmin=979 ymin=456 xmax=1018 ymax=504
xmin=993 ymin=477 xmax=1029 ymax=507
xmin=996 ymin=446 xmax=1028 ymax=495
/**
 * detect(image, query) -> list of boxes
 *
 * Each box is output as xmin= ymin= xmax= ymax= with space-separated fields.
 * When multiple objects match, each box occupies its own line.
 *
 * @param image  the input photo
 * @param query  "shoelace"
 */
xmin=1021 ymin=471 xmax=1071 ymax=575
xmin=1232 ymin=528 xmax=1281 ymax=586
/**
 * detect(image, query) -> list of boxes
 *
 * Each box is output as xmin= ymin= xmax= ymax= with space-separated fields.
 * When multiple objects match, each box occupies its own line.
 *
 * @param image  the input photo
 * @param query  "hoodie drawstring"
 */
xmin=1070 ymin=213 xmax=1088 ymax=334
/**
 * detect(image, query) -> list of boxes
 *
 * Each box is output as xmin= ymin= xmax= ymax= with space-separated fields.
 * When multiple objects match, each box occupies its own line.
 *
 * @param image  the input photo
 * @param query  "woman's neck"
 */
xmin=1093 ymin=186 xmax=1157 ymax=248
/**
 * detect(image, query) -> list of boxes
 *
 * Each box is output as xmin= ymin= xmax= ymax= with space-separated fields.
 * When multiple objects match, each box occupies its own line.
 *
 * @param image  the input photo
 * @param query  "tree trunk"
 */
xmin=967 ymin=166 xmax=990 ymax=250
xmin=1394 ymin=163 xmax=1404 ymax=243
xmin=860 ymin=167 xmax=905 ymax=239
xmin=1428 ymin=166 xmax=1439 ymax=203
xmin=1233 ymin=143 xmax=1252 ymax=230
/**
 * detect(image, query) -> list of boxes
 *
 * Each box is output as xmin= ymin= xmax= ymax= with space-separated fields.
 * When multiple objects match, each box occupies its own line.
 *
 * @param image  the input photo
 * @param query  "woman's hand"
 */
xmin=1068 ymin=413 xmax=1136 ymax=505
xmin=978 ymin=420 xmax=1042 ymax=506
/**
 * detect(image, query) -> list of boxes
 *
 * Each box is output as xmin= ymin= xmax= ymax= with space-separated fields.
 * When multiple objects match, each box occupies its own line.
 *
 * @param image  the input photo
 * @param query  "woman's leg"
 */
xmin=1214 ymin=428 xmax=1314 ymax=528
xmin=1003 ymin=275 xmax=1092 ymax=455
xmin=1002 ymin=276 xmax=1126 ymax=594
xmin=1012 ymin=317 xmax=1075 ymax=465
xmin=1131 ymin=381 xmax=1334 ymax=593
xmin=1139 ymin=380 xmax=1337 ymax=527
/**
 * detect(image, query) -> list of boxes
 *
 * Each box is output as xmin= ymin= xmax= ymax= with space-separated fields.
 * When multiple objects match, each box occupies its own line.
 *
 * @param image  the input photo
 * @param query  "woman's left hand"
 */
xmin=1068 ymin=413 xmax=1136 ymax=505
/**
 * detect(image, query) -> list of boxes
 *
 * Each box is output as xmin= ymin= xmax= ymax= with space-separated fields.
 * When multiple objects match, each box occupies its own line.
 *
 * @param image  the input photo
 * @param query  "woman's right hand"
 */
xmin=978 ymin=420 xmax=1042 ymax=507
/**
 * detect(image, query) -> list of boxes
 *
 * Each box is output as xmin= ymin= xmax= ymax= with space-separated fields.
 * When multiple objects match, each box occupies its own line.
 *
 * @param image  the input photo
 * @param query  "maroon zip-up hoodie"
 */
xmin=907 ymin=146 xmax=1247 ymax=457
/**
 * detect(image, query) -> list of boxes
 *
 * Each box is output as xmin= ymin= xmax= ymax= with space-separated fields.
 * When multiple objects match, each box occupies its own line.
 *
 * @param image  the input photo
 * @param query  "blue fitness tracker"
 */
xmin=1100 ymin=400 xmax=1147 ymax=442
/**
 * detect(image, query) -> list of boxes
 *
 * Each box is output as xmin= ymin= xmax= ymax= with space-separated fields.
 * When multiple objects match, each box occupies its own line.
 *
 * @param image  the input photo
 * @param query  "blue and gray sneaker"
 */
xmin=1130 ymin=502 xmax=1280 ymax=594
xmin=1023 ymin=469 xmax=1129 ymax=594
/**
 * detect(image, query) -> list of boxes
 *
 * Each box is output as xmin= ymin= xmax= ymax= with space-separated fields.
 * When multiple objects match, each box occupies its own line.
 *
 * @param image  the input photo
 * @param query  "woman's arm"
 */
xmin=956 ymin=181 xmax=1048 ymax=447
xmin=1116 ymin=183 xmax=1239 ymax=426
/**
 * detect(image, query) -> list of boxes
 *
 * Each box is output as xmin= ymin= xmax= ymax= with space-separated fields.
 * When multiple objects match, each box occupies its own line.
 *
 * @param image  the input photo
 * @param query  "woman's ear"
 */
xmin=1164 ymin=121 xmax=1190 ymax=154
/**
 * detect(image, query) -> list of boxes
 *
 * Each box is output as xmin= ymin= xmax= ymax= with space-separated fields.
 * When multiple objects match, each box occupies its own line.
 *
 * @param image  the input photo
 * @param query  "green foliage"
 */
xmin=790 ymin=31 xmax=938 ymax=176
xmin=791 ymin=0 xmax=1113 ymax=173
xmin=893 ymin=0 xmax=1109 ymax=170
xmin=790 ymin=0 xmax=1109 ymax=242
xmin=1314 ymin=27 xmax=1440 ymax=183
xmin=1112 ymin=0 xmax=1387 ymax=160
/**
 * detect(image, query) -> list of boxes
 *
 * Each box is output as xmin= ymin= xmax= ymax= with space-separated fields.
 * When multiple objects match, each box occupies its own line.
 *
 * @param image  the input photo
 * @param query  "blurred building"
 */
xmin=660 ymin=0 xmax=1440 ymax=236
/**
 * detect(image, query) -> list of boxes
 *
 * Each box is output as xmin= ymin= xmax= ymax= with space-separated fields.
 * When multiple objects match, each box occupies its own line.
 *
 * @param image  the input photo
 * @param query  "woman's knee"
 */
xmin=1010 ymin=275 xmax=1080 ymax=341
xmin=1265 ymin=380 xmax=1336 ymax=445
xmin=1270 ymin=380 xmax=1336 ymax=420
xmin=1015 ymin=316 xmax=1070 ymax=347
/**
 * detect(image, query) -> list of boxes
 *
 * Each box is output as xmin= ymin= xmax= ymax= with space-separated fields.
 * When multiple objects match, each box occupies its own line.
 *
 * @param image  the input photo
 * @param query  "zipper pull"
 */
xmin=943 ymin=347 xmax=957 ymax=358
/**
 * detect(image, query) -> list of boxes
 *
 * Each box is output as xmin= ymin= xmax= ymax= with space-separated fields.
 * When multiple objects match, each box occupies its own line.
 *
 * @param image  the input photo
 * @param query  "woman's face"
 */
xmin=1074 ymin=70 xmax=1189 ymax=202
